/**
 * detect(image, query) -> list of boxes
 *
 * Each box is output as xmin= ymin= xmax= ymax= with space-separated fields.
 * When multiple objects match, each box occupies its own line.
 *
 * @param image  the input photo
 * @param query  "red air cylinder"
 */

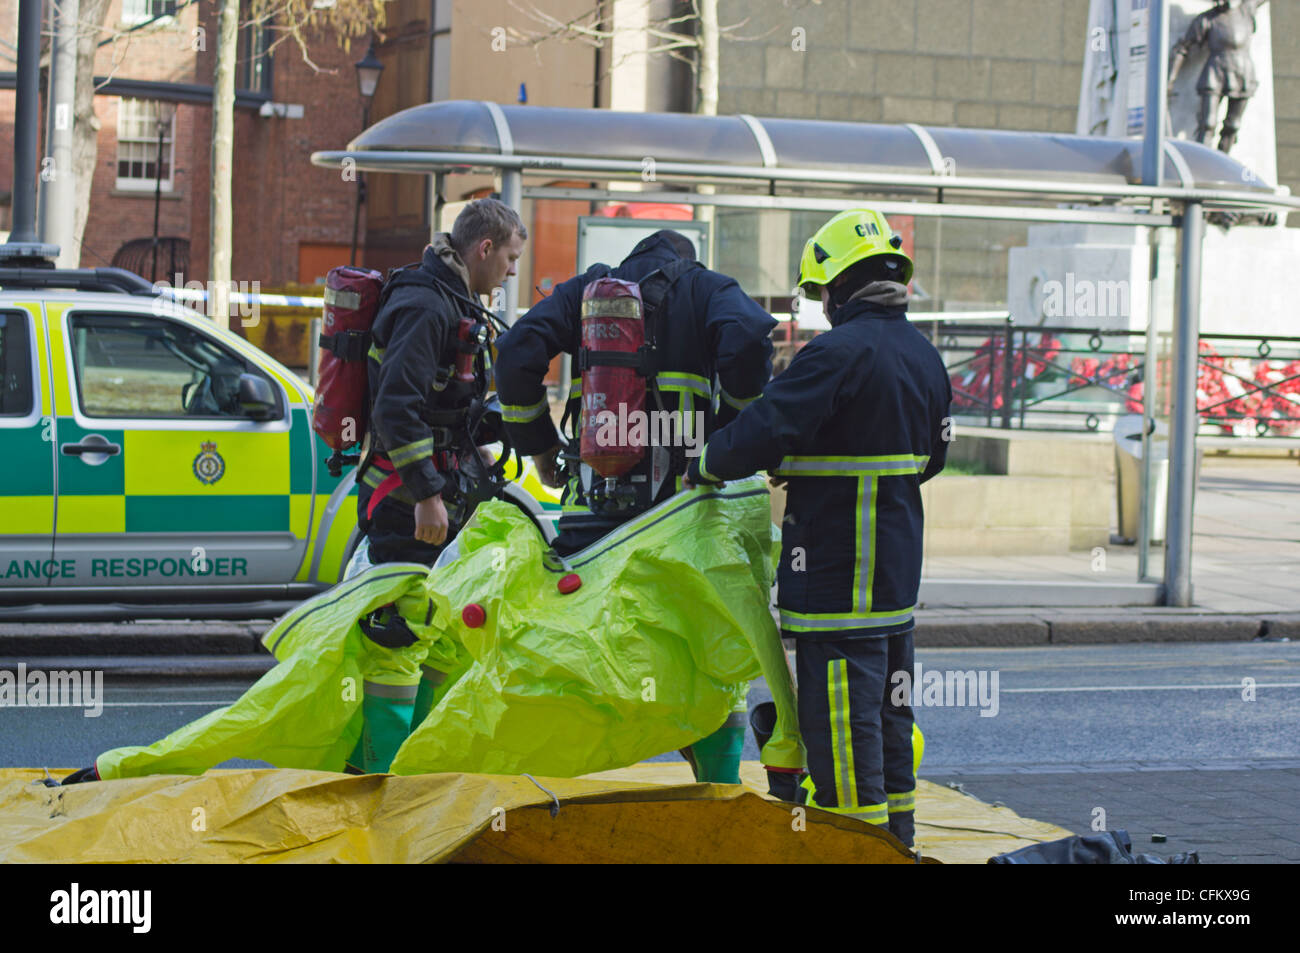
xmin=313 ymin=266 xmax=384 ymax=451
xmin=579 ymin=277 xmax=646 ymax=478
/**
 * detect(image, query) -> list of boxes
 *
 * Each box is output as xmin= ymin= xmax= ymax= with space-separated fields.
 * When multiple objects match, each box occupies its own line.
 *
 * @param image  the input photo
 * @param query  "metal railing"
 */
xmin=921 ymin=314 xmax=1300 ymax=438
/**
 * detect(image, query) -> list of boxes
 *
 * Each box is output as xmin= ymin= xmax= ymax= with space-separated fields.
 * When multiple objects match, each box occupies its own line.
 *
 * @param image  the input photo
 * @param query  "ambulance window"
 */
xmin=67 ymin=314 xmax=279 ymax=419
xmin=0 ymin=311 xmax=35 ymax=417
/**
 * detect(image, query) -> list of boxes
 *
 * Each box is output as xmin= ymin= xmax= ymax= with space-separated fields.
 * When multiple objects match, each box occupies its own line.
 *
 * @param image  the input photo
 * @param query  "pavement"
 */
xmin=924 ymin=762 xmax=1300 ymax=864
xmin=920 ymin=455 xmax=1300 ymax=606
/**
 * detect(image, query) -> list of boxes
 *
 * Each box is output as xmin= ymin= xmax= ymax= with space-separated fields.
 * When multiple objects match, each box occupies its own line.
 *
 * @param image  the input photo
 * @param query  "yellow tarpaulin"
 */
xmin=0 ymin=764 xmax=1073 ymax=864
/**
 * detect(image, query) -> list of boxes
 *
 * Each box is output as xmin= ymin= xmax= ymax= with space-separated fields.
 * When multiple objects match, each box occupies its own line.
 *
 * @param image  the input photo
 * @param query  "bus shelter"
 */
xmin=313 ymin=100 xmax=1300 ymax=608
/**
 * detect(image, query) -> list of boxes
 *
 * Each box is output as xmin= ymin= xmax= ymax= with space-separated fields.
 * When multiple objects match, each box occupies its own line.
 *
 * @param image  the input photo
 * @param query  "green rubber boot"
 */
xmin=682 ymin=712 xmax=747 ymax=784
xmin=410 ymin=665 xmax=448 ymax=730
xmin=344 ymin=736 xmax=365 ymax=775
xmin=362 ymin=692 xmax=416 ymax=773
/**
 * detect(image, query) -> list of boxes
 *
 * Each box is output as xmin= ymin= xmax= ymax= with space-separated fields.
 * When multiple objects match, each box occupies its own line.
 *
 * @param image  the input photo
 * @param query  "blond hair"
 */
xmin=450 ymin=198 xmax=527 ymax=257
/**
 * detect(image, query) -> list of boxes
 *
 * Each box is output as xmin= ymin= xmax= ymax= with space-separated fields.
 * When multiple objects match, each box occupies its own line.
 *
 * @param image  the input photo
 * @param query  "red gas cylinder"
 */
xmin=579 ymin=277 xmax=646 ymax=478
xmin=314 ymin=266 xmax=384 ymax=450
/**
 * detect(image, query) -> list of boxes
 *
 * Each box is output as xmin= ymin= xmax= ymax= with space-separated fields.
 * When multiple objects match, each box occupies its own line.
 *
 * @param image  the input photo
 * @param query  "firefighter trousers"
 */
xmin=795 ymin=629 xmax=917 ymax=847
xmin=357 ymin=483 xmax=462 ymax=566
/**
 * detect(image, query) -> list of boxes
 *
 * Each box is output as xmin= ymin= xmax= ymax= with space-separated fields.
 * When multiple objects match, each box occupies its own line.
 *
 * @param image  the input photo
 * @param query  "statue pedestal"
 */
xmin=1009 ymin=222 xmax=1300 ymax=339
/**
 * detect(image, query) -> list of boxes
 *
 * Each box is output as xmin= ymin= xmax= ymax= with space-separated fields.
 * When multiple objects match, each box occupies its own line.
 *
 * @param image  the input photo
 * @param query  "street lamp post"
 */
xmin=151 ymin=104 xmax=175 ymax=284
xmin=350 ymin=42 xmax=384 ymax=267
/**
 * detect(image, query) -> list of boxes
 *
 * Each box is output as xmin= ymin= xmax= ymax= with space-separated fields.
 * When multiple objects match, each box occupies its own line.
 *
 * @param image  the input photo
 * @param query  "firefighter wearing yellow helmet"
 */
xmin=687 ymin=208 xmax=952 ymax=848
xmin=796 ymin=207 xmax=914 ymax=310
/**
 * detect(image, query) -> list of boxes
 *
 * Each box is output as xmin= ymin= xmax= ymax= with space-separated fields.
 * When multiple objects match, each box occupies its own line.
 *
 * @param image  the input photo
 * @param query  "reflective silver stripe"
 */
xmin=501 ymin=396 xmax=549 ymax=423
xmin=857 ymin=476 xmax=873 ymax=612
xmin=420 ymin=665 xmax=448 ymax=685
xmin=887 ymin=791 xmax=916 ymax=813
xmin=363 ymin=681 xmax=418 ymax=701
xmin=774 ymin=457 xmax=922 ymax=475
xmin=779 ymin=608 xmax=915 ymax=631
xmin=830 ymin=659 xmax=855 ymax=808
xmin=656 ymin=374 xmax=711 ymax=399
xmin=389 ymin=438 xmax=434 ymax=468
xmin=581 ymin=297 xmax=640 ymax=318
xmin=720 ymin=389 xmax=759 ymax=410
xmin=849 ymin=805 xmax=890 ymax=825
xmin=818 ymin=803 xmax=890 ymax=824
xmin=323 ymin=286 xmax=361 ymax=310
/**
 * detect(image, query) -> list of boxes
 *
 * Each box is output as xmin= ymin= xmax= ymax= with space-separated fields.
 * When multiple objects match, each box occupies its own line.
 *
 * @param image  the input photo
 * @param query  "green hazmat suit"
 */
xmin=94 ymin=477 xmax=804 ymax=781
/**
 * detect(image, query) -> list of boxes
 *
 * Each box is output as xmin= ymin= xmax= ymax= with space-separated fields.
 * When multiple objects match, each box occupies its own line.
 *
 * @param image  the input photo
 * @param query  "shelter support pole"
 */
xmin=10 ymin=0 xmax=42 ymax=243
xmin=1143 ymin=0 xmax=1170 ymax=187
xmin=1163 ymin=201 xmax=1203 ymax=607
xmin=500 ymin=168 xmax=522 ymax=324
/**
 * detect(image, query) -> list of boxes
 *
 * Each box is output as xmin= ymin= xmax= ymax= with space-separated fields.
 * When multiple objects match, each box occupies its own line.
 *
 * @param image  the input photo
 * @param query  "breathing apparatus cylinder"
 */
xmin=579 ymin=277 xmax=648 ymax=482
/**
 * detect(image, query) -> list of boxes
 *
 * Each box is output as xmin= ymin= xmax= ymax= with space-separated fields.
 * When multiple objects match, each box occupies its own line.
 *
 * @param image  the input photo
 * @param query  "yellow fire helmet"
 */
xmin=796 ymin=208 xmax=913 ymax=295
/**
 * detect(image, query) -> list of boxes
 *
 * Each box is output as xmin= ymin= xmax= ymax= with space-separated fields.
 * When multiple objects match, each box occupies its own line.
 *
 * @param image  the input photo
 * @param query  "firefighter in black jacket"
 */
xmin=349 ymin=199 xmax=525 ymax=774
xmin=495 ymin=230 xmax=776 ymax=554
xmin=685 ymin=209 xmax=952 ymax=847
xmin=359 ymin=198 xmax=526 ymax=565
xmin=493 ymin=229 xmax=777 ymax=783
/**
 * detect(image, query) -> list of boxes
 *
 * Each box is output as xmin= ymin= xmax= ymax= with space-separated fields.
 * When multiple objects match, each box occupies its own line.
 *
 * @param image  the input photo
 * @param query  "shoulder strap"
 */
xmin=637 ymin=258 xmax=698 ymax=314
xmin=636 ymin=258 xmax=701 ymax=350
xmin=633 ymin=259 xmax=702 ymax=420
xmin=379 ymin=262 xmax=453 ymax=313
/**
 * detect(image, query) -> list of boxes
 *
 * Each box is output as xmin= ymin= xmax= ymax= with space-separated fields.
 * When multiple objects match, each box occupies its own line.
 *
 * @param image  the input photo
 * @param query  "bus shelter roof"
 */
xmin=312 ymin=99 xmax=1299 ymax=217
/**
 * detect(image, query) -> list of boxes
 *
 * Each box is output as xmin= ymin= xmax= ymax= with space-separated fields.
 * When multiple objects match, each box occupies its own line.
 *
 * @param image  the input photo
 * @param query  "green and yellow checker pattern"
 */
xmin=51 ymin=418 xmax=297 ymax=536
xmin=0 ymin=303 xmax=55 ymax=535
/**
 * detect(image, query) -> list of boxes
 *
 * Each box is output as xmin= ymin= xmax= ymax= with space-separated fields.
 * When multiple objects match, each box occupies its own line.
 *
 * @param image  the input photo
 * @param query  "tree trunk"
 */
xmin=695 ymin=0 xmax=719 ymax=116
xmin=693 ymin=0 xmax=720 ymax=245
xmin=69 ymin=0 xmax=112 ymax=268
xmin=209 ymin=0 xmax=240 ymax=330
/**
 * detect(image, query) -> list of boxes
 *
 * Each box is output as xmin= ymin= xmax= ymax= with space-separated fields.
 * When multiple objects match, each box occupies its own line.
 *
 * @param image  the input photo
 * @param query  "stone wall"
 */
xmin=718 ymin=0 xmax=1299 ymax=223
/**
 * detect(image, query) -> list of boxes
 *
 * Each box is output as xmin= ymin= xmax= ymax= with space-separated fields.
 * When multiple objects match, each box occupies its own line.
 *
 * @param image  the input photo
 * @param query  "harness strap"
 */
xmin=364 ymin=452 xmax=461 ymax=519
xmin=366 ymin=457 xmax=404 ymax=520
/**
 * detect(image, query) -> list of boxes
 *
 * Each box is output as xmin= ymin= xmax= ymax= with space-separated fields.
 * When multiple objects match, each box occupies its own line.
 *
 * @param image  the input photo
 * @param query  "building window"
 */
xmin=120 ymin=0 xmax=179 ymax=26
xmin=116 ymin=99 xmax=175 ymax=192
xmin=237 ymin=20 xmax=272 ymax=94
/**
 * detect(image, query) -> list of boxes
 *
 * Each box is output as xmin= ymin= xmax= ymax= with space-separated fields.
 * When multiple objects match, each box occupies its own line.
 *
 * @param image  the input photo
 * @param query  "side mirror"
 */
xmin=237 ymin=373 xmax=278 ymax=420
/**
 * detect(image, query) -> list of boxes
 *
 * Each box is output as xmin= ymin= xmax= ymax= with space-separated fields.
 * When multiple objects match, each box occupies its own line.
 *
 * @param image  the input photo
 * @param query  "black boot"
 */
xmin=61 ymin=766 xmax=100 ymax=785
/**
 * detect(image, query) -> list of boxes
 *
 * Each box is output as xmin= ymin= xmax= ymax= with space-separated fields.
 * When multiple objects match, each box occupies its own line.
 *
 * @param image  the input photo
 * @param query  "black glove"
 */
xmin=684 ymin=454 xmax=723 ymax=488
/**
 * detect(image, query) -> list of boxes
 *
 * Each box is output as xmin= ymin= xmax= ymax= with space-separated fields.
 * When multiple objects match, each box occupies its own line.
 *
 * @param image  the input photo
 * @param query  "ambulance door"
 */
xmin=49 ymin=306 xmax=303 ymax=591
xmin=0 ymin=303 xmax=56 ymax=591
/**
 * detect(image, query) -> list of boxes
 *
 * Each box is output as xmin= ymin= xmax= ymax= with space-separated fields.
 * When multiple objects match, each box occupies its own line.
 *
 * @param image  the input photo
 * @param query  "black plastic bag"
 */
xmin=989 ymin=830 xmax=1200 ymax=864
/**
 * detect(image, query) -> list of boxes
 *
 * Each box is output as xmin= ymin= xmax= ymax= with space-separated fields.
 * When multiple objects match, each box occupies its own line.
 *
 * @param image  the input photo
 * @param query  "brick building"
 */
xmin=0 ymin=0 xmax=374 ymax=285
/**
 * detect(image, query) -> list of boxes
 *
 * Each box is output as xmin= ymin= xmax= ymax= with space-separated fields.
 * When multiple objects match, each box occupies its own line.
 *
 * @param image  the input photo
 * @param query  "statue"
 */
xmin=1168 ymin=0 xmax=1269 ymax=154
